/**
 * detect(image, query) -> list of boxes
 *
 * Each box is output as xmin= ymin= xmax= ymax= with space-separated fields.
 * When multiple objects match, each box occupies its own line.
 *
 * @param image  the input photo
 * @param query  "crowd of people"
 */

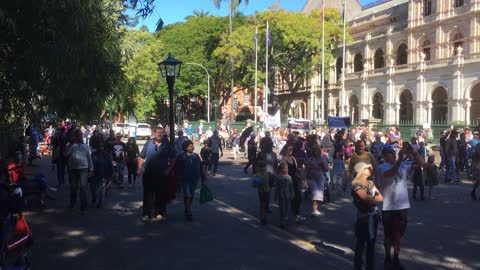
xmin=4 ymin=119 xmax=480 ymax=270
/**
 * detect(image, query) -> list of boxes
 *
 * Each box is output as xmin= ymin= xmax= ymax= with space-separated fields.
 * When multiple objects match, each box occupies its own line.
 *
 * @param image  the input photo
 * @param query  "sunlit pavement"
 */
xmin=25 ymin=142 xmax=480 ymax=269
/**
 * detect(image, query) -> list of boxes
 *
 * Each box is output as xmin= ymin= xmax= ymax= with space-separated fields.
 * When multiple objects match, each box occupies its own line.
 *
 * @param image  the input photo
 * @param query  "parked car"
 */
xmin=113 ymin=123 xmax=125 ymax=136
xmin=136 ymin=123 xmax=152 ymax=140
xmin=122 ymin=124 xmax=130 ymax=137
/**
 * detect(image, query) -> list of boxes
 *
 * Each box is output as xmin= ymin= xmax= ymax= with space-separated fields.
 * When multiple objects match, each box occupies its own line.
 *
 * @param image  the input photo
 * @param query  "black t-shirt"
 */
xmin=112 ymin=141 xmax=126 ymax=162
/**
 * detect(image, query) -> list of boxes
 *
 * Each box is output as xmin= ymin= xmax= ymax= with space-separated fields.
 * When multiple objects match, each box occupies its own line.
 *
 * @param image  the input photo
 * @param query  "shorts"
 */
xmin=382 ymin=209 xmax=408 ymax=240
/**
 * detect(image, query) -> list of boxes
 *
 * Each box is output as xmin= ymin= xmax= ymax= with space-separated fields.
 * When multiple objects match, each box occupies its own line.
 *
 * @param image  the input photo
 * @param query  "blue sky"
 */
xmin=127 ymin=0 xmax=377 ymax=31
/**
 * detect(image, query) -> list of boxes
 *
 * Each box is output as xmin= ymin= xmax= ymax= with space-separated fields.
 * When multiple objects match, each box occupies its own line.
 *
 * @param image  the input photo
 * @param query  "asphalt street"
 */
xmin=23 ymin=140 xmax=480 ymax=270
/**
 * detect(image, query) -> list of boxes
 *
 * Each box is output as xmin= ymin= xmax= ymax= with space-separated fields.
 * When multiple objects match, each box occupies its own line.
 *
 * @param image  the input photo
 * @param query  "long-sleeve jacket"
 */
xmin=64 ymin=143 xmax=93 ymax=170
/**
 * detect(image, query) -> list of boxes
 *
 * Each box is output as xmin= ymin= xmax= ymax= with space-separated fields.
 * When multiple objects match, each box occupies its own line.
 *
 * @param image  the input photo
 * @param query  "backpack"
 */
xmin=209 ymin=137 xmax=220 ymax=153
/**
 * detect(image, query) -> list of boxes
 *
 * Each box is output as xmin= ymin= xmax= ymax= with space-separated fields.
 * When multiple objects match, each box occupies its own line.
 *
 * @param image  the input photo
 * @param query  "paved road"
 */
xmin=24 ymin=142 xmax=480 ymax=269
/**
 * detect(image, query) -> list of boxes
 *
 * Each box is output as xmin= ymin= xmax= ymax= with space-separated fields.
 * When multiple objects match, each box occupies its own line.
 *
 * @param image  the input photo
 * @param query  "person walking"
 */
xmin=274 ymin=162 xmax=294 ymax=229
xmin=89 ymin=141 xmax=112 ymax=208
xmin=200 ymin=143 xmax=212 ymax=176
xmin=125 ymin=137 xmax=140 ymax=187
xmin=377 ymin=144 xmax=424 ymax=270
xmin=281 ymin=144 xmax=305 ymax=222
xmin=444 ymin=129 xmax=459 ymax=183
xmin=64 ymin=129 xmax=94 ymax=214
xmin=470 ymin=144 xmax=480 ymax=200
xmin=305 ymin=145 xmax=328 ymax=216
xmin=231 ymin=132 xmax=240 ymax=160
xmin=137 ymin=127 xmax=172 ymax=222
xmin=51 ymin=126 xmax=67 ymax=187
xmin=170 ymin=140 xmax=206 ymax=221
xmin=351 ymin=162 xmax=383 ymax=270
xmin=255 ymin=137 xmax=278 ymax=219
xmin=425 ymin=155 xmax=439 ymax=199
xmin=244 ymin=134 xmax=257 ymax=174
xmin=207 ymin=130 xmax=223 ymax=176
xmin=112 ymin=133 xmax=126 ymax=188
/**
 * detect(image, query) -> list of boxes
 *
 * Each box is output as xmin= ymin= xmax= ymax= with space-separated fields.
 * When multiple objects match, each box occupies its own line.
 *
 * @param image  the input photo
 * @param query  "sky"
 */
xmin=127 ymin=0 xmax=378 ymax=31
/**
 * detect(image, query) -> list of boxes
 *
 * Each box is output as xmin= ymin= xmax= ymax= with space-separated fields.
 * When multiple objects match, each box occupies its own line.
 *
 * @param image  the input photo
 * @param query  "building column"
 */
xmin=427 ymin=101 xmax=433 ymax=125
xmin=451 ymin=49 xmax=465 ymax=122
xmin=395 ymin=103 xmax=401 ymax=125
xmin=465 ymin=99 xmax=471 ymax=125
xmin=369 ymin=104 xmax=373 ymax=118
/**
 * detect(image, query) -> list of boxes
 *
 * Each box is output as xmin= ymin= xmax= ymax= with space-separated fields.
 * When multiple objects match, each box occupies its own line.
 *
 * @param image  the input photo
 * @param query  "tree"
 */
xmin=215 ymin=8 xmax=349 ymax=119
xmin=0 ymin=0 xmax=128 ymax=125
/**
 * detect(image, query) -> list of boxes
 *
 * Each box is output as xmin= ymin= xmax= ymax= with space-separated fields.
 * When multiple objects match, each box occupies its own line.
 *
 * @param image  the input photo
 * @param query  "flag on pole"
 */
xmin=266 ymin=21 xmax=271 ymax=47
xmin=341 ymin=0 xmax=346 ymax=23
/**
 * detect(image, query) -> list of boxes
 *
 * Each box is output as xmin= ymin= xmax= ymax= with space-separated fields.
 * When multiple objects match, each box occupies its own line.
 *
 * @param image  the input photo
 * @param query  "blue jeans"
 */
xmin=439 ymin=148 xmax=447 ymax=169
xmin=69 ymin=169 xmax=89 ymax=211
xmin=445 ymin=157 xmax=457 ymax=182
xmin=210 ymin=153 xmax=220 ymax=174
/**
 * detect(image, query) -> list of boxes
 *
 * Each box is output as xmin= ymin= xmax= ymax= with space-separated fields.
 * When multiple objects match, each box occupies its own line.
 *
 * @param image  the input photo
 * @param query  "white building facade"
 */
xmin=296 ymin=0 xmax=480 ymax=126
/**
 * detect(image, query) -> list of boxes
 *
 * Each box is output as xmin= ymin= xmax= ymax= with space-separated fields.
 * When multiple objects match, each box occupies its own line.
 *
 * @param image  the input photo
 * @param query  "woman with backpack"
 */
xmin=64 ymin=129 xmax=93 ymax=214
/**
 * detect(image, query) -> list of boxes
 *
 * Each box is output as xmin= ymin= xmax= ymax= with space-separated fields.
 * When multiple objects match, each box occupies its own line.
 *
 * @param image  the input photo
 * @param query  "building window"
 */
xmin=424 ymin=0 xmax=432 ymax=16
xmin=454 ymin=0 xmax=464 ymax=8
xmin=354 ymin=54 xmax=363 ymax=72
xmin=453 ymin=32 xmax=464 ymax=55
xmin=374 ymin=49 xmax=385 ymax=69
xmin=336 ymin=57 xmax=343 ymax=80
xmin=422 ymin=40 xmax=431 ymax=61
xmin=396 ymin=44 xmax=408 ymax=65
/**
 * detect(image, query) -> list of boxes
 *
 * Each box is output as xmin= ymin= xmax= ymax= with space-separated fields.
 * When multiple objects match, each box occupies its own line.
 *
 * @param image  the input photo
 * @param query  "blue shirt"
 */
xmin=140 ymin=139 xmax=172 ymax=177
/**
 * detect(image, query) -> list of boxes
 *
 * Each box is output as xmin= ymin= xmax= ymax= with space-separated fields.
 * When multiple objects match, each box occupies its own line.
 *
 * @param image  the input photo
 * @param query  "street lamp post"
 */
xmin=159 ymin=53 xmax=182 ymax=153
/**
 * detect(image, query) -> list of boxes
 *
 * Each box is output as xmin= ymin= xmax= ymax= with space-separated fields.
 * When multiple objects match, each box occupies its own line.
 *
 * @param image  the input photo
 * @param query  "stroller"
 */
xmin=0 ymin=183 xmax=33 ymax=270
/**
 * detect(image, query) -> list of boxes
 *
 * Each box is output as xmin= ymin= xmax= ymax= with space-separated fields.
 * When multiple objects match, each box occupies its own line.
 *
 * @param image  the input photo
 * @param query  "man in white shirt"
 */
xmin=377 ymin=143 xmax=424 ymax=270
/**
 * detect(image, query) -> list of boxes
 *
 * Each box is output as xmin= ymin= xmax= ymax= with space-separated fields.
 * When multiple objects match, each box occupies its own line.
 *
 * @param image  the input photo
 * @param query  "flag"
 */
xmin=266 ymin=21 xmax=271 ymax=47
xmin=341 ymin=0 xmax=346 ymax=23
xmin=319 ymin=0 xmax=324 ymax=19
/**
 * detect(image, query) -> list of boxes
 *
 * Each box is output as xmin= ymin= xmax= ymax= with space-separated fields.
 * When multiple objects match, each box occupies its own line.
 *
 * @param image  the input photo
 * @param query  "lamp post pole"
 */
xmin=186 ymin=62 xmax=210 ymax=122
xmin=159 ymin=54 xmax=182 ymax=154
xmin=167 ymin=76 xmax=175 ymax=149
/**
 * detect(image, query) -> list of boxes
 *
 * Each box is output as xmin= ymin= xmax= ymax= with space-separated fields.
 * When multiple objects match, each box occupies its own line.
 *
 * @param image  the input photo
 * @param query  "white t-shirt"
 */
xmin=377 ymin=161 xmax=412 ymax=211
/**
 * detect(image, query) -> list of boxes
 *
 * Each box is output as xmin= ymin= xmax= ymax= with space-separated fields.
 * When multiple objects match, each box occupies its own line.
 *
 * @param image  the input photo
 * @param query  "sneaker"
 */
xmin=471 ymin=190 xmax=477 ymax=200
xmin=296 ymin=215 xmax=306 ymax=222
xmin=141 ymin=215 xmax=150 ymax=222
xmin=154 ymin=214 xmax=164 ymax=221
xmin=311 ymin=210 xmax=322 ymax=216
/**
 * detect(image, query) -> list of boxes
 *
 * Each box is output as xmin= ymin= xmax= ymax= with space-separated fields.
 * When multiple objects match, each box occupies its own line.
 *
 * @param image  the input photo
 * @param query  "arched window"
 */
xmin=422 ymin=40 xmax=431 ymax=61
xmin=455 ymin=0 xmax=464 ymax=8
xmin=453 ymin=32 xmax=464 ymax=55
xmin=336 ymin=57 xmax=343 ymax=81
xmin=374 ymin=49 xmax=385 ymax=69
xmin=396 ymin=44 xmax=408 ymax=65
xmin=424 ymin=0 xmax=432 ymax=16
xmin=354 ymin=54 xmax=363 ymax=72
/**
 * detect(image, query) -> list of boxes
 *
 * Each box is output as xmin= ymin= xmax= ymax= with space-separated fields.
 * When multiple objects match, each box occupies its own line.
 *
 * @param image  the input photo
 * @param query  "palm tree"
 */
xmin=213 ymin=0 xmax=249 ymax=119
